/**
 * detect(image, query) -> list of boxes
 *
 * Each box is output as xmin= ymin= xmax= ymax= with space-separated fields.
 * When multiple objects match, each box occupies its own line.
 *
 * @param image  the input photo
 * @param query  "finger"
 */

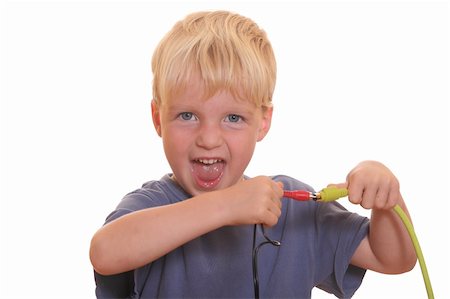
xmin=386 ymin=182 xmax=401 ymax=209
xmin=374 ymin=185 xmax=389 ymax=210
xmin=374 ymin=177 xmax=399 ymax=210
xmin=271 ymin=195 xmax=282 ymax=209
xmin=327 ymin=182 xmax=348 ymax=189
xmin=269 ymin=203 xmax=282 ymax=218
xmin=264 ymin=210 xmax=280 ymax=227
xmin=276 ymin=181 xmax=284 ymax=190
xmin=273 ymin=181 xmax=284 ymax=197
xmin=361 ymin=185 xmax=377 ymax=209
xmin=264 ymin=195 xmax=282 ymax=225
xmin=347 ymin=182 xmax=363 ymax=205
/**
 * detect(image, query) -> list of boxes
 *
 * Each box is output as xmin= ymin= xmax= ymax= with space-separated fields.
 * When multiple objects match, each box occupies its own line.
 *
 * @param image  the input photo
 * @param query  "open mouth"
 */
xmin=191 ymin=158 xmax=225 ymax=189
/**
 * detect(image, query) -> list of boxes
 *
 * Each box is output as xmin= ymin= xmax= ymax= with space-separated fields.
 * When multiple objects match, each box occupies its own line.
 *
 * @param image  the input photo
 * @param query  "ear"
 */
xmin=151 ymin=100 xmax=162 ymax=137
xmin=257 ymin=106 xmax=273 ymax=142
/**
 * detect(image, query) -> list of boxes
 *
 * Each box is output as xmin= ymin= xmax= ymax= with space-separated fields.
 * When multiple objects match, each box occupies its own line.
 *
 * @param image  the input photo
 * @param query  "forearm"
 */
xmin=90 ymin=192 xmax=228 ymax=275
xmin=368 ymin=196 xmax=417 ymax=273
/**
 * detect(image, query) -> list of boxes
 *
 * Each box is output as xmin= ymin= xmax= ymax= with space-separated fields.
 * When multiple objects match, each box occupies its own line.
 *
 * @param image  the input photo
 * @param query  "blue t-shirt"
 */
xmin=94 ymin=174 xmax=369 ymax=298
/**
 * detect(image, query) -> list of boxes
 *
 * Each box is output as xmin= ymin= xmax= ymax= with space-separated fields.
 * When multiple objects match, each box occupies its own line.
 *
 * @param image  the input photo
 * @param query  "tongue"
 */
xmin=192 ymin=161 xmax=224 ymax=186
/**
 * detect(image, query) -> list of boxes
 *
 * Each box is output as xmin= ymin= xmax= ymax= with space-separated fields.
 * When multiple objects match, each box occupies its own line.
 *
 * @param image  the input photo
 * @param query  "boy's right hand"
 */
xmin=220 ymin=176 xmax=283 ymax=227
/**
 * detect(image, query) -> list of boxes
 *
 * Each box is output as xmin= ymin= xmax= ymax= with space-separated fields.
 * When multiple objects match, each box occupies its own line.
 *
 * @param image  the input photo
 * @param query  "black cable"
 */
xmin=252 ymin=224 xmax=281 ymax=299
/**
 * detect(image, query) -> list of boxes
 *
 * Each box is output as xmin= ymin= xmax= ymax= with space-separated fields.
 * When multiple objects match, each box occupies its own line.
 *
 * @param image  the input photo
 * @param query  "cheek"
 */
xmin=162 ymin=127 xmax=190 ymax=157
xmin=228 ymin=133 xmax=257 ymax=160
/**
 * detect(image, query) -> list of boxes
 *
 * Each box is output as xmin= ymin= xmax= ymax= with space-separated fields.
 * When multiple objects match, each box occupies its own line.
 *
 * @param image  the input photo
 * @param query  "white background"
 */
xmin=1 ymin=0 xmax=449 ymax=298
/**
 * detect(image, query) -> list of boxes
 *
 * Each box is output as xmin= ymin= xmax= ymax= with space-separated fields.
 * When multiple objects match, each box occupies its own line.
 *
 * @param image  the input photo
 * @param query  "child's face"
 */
xmin=152 ymin=80 xmax=272 ymax=196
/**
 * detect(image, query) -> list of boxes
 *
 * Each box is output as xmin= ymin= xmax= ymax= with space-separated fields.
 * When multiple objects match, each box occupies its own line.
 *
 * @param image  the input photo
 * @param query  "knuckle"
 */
xmin=375 ymin=199 xmax=385 ymax=210
xmin=360 ymin=201 xmax=371 ymax=209
xmin=256 ymin=205 xmax=267 ymax=217
xmin=267 ymin=215 xmax=278 ymax=227
xmin=348 ymin=196 xmax=359 ymax=205
xmin=391 ymin=178 xmax=400 ymax=190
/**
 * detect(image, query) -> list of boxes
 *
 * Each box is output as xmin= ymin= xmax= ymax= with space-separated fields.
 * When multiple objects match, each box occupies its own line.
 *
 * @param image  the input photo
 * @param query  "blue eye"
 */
xmin=179 ymin=112 xmax=194 ymax=121
xmin=226 ymin=114 xmax=241 ymax=123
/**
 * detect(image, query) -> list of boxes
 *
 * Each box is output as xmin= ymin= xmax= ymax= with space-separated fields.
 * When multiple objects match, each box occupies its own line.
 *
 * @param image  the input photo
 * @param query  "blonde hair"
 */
xmin=152 ymin=10 xmax=276 ymax=108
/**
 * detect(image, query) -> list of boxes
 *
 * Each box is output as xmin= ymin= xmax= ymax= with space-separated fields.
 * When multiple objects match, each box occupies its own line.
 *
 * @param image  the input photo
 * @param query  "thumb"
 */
xmin=327 ymin=182 xmax=348 ymax=189
xmin=277 ymin=181 xmax=284 ymax=189
xmin=276 ymin=181 xmax=284 ymax=196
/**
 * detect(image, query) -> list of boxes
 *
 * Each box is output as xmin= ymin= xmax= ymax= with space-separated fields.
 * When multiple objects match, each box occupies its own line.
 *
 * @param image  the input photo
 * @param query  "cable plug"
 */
xmin=318 ymin=187 xmax=348 ymax=202
xmin=283 ymin=190 xmax=314 ymax=201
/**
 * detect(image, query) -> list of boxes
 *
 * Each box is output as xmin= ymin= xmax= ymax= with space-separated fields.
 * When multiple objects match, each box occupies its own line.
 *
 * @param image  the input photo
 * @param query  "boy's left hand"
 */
xmin=330 ymin=160 xmax=401 ymax=210
xmin=343 ymin=161 xmax=416 ymax=274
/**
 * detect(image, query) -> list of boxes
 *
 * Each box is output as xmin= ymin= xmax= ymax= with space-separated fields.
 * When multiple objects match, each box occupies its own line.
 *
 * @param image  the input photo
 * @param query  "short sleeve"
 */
xmin=315 ymin=201 xmax=369 ymax=298
xmin=93 ymin=178 xmax=178 ymax=298
xmin=94 ymin=271 xmax=135 ymax=298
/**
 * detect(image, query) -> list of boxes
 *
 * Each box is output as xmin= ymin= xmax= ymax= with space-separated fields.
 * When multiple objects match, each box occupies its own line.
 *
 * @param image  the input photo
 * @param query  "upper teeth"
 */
xmin=198 ymin=159 xmax=221 ymax=165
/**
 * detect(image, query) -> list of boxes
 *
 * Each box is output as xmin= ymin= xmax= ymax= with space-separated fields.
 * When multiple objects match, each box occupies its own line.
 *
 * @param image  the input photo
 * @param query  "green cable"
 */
xmin=393 ymin=204 xmax=434 ymax=299
xmin=320 ymin=187 xmax=434 ymax=298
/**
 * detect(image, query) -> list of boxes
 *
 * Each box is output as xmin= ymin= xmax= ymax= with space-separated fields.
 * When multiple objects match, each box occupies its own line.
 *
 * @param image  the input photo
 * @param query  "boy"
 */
xmin=90 ymin=10 xmax=416 ymax=298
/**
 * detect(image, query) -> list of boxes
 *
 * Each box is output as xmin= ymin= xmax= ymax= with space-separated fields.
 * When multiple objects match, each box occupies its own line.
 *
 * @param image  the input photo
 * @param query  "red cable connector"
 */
xmin=283 ymin=190 xmax=317 ymax=201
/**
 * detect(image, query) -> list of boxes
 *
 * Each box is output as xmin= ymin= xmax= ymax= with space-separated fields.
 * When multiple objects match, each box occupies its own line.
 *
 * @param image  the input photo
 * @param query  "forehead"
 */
xmin=169 ymin=89 xmax=256 ymax=113
xmin=167 ymin=77 xmax=254 ymax=108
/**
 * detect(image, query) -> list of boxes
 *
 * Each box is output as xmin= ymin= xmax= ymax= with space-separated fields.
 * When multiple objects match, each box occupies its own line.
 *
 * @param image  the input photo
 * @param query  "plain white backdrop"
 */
xmin=1 ymin=0 xmax=449 ymax=298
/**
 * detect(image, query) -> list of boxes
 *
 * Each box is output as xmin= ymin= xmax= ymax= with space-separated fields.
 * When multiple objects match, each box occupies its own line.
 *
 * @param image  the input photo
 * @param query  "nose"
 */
xmin=196 ymin=122 xmax=224 ymax=149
